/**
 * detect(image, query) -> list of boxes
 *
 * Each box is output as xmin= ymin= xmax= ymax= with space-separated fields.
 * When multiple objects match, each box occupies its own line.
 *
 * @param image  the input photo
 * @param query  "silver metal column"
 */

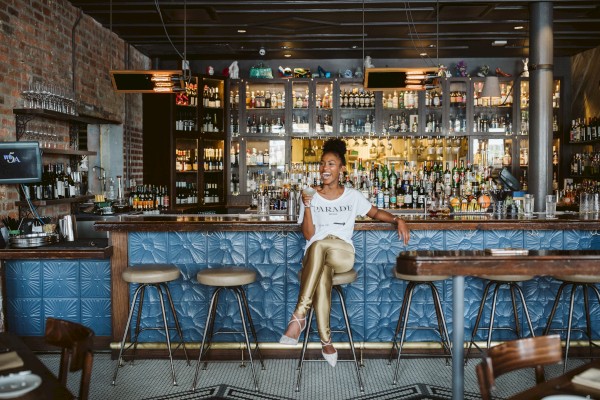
xmin=452 ymin=276 xmax=465 ymax=400
xmin=529 ymin=2 xmax=554 ymax=210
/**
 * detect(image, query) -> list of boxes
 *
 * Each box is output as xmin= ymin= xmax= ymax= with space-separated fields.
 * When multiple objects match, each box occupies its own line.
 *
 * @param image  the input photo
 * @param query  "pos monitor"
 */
xmin=0 ymin=141 xmax=42 ymax=184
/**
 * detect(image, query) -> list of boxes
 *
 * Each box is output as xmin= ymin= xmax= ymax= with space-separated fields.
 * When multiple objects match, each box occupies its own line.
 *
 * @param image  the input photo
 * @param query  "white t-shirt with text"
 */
xmin=298 ymin=187 xmax=373 ymax=253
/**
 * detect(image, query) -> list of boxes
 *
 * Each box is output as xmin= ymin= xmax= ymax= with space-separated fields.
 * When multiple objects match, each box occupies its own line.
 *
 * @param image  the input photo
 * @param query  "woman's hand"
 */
xmin=395 ymin=217 xmax=410 ymax=246
xmin=301 ymin=187 xmax=316 ymax=207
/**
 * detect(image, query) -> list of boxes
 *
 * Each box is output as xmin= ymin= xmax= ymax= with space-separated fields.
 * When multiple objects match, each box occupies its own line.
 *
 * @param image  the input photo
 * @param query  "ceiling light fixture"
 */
xmin=284 ymin=54 xmax=292 ymax=58
xmin=110 ymin=0 xmax=190 ymax=93
xmin=111 ymin=70 xmax=185 ymax=93
xmin=481 ymin=76 xmax=501 ymax=98
xmin=237 ymin=29 xmax=247 ymax=33
xmin=419 ymin=52 xmax=427 ymax=57
xmin=514 ymin=26 xmax=524 ymax=30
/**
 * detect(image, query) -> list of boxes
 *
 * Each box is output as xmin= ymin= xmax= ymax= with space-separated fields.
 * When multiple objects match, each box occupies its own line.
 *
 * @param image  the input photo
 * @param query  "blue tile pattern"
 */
xmin=5 ymin=259 xmax=111 ymax=336
xmin=7 ymin=229 xmax=600 ymax=344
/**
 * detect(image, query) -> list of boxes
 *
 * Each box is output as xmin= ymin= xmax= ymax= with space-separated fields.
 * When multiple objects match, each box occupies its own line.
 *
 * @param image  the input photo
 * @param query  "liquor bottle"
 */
xmin=451 ymin=161 xmax=459 ymax=189
xmin=388 ymin=164 xmax=398 ymax=189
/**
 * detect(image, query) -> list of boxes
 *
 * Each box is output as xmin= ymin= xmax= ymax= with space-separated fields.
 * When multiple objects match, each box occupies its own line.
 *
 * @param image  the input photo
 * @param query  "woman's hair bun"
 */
xmin=322 ymin=138 xmax=347 ymax=166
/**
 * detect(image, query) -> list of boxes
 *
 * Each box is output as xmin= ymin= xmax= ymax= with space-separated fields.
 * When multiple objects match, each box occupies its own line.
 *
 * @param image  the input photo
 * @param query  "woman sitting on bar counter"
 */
xmin=279 ymin=138 xmax=410 ymax=367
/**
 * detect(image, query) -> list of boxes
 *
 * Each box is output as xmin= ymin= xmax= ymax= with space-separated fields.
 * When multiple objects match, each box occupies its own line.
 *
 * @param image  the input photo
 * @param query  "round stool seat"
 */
xmin=296 ymin=269 xmax=357 ymax=286
xmin=394 ymin=270 xmax=449 ymax=282
xmin=197 ymin=267 xmax=256 ymax=287
xmin=482 ymin=275 xmax=534 ymax=282
xmin=123 ymin=264 xmax=180 ymax=284
xmin=555 ymin=275 xmax=600 ymax=284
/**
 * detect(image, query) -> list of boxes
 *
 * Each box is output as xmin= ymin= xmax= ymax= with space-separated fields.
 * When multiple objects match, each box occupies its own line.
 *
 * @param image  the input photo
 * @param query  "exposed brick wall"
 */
xmin=0 ymin=0 xmax=149 ymax=220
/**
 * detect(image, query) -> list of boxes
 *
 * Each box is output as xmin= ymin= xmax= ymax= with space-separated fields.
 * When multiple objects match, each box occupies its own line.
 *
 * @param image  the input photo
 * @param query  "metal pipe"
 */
xmin=529 ymin=2 xmax=553 ymax=211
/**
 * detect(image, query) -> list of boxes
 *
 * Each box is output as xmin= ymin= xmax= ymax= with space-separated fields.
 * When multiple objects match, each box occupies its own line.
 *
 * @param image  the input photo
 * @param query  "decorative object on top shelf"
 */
xmin=454 ymin=61 xmax=469 ymax=77
xmin=278 ymin=66 xmax=293 ymax=77
xmin=495 ymin=67 xmax=512 ymax=77
xmin=364 ymin=56 xmax=374 ymax=69
xmin=228 ymin=61 xmax=239 ymax=79
xmin=21 ymin=79 xmax=78 ymax=116
xmin=521 ymin=58 xmax=529 ymax=78
xmin=293 ymin=68 xmax=310 ymax=78
xmin=249 ymin=63 xmax=273 ymax=79
xmin=476 ymin=65 xmax=490 ymax=77
xmin=316 ymin=65 xmax=331 ymax=78
xmin=437 ymin=65 xmax=451 ymax=78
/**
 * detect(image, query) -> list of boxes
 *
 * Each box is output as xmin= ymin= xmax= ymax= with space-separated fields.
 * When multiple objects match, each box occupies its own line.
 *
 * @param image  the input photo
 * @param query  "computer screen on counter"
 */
xmin=0 ymin=141 xmax=42 ymax=184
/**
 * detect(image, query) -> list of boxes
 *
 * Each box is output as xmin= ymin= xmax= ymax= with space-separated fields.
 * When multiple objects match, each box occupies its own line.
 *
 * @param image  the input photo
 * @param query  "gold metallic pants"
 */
xmin=295 ymin=235 xmax=355 ymax=341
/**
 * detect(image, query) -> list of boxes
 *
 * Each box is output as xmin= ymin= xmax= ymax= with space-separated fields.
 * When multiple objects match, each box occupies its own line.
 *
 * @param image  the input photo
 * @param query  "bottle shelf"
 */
xmin=16 ymin=194 xmax=94 ymax=207
xmin=41 ymin=148 xmax=97 ymax=156
xmin=13 ymin=108 xmax=120 ymax=125
xmin=569 ymin=140 xmax=600 ymax=145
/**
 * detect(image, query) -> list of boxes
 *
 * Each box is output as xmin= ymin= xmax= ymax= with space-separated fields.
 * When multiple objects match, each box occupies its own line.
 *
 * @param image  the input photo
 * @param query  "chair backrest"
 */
xmin=45 ymin=318 xmax=95 ymax=400
xmin=476 ymin=334 xmax=562 ymax=400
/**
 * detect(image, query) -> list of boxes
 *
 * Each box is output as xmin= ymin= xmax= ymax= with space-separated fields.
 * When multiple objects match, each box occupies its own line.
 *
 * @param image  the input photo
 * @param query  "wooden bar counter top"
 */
xmin=93 ymin=212 xmax=600 ymax=232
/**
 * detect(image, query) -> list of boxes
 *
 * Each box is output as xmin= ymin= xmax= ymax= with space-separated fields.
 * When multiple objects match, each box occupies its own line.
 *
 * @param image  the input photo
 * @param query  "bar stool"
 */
xmin=192 ymin=267 xmax=265 ymax=391
xmin=543 ymin=275 xmax=600 ymax=372
xmin=296 ymin=269 xmax=364 ymax=392
xmin=465 ymin=275 xmax=535 ymax=361
xmin=389 ymin=270 xmax=452 ymax=385
xmin=112 ymin=264 xmax=189 ymax=386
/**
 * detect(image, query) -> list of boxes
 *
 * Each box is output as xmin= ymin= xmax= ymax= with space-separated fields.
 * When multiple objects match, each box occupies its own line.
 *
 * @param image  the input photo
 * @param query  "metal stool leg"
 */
xmin=112 ymin=284 xmax=144 ymax=385
xmin=465 ymin=280 xmax=493 ymax=362
xmin=238 ymin=287 xmax=265 ymax=370
xmin=587 ymin=284 xmax=600 ymax=361
xmin=335 ymin=285 xmax=364 ymax=392
xmin=388 ymin=282 xmax=414 ymax=364
xmin=509 ymin=284 xmax=523 ymax=338
xmin=430 ymin=282 xmax=453 ymax=358
xmin=162 ymin=283 xmax=190 ymax=365
xmin=486 ymin=283 xmax=502 ymax=351
xmin=295 ymin=308 xmax=314 ymax=392
xmin=564 ymin=284 xmax=579 ymax=373
xmin=233 ymin=289 xmax=259 ymax=391
xmin=192 ymin=287 xmax=221 ymax=391
xmin=583 ymin=286 xmax=593 ymax=358
xmin=156 ymin=284 xmax=177 ymax=386
xmin=513 ymin=284 xmax=535 ymax=337
xmin=392 ymin=283 xmax=415 ymax=385
xmin=131 ymin=284 xmax=147 ymax=364
xmin=543 ymin=282 xmax=569 ymax=336
xmin=204 ymin=289 xmax=221 ymax=364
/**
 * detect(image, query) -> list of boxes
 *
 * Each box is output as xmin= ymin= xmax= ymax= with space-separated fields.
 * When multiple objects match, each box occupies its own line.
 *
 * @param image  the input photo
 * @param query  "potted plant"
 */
xmin=1 ymin=217 xmax=21 ymax=236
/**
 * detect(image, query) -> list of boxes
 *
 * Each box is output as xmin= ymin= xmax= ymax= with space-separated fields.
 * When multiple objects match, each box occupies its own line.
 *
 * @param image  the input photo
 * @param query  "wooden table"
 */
xmin=0 ymin=332 xmax=73 ymax=399
xmin=509 ymin=359 xmax=600 ymax=399
xmin=396 ymin=249 xmax=600 ymax=400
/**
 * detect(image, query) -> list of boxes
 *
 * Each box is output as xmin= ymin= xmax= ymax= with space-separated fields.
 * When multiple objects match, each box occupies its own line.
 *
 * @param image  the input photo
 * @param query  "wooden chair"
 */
xmin=476 ymin=334 xmax=562 ymax=400
xmin=45 ymin=318 xmax=94 ymax=400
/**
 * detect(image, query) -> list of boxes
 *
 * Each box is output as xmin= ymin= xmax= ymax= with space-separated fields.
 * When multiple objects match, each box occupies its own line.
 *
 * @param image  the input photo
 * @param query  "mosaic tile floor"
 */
xmin=39 ymin=353 xmax=585 ymax=400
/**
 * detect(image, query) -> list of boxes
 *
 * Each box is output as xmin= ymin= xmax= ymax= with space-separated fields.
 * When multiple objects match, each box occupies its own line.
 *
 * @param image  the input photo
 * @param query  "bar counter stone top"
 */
xmin=0 ymin=238 xmax=112 ymax=259
xmin=93 ymin=212 xmax=600 ymax=232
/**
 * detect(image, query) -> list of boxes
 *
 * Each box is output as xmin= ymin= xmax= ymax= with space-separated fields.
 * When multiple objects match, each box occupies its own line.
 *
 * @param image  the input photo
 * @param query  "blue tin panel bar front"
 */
xmin=4 ymin=259 xmax=112 ymax=337
xmin=125 ymin=228 xmax=600 ymax=345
